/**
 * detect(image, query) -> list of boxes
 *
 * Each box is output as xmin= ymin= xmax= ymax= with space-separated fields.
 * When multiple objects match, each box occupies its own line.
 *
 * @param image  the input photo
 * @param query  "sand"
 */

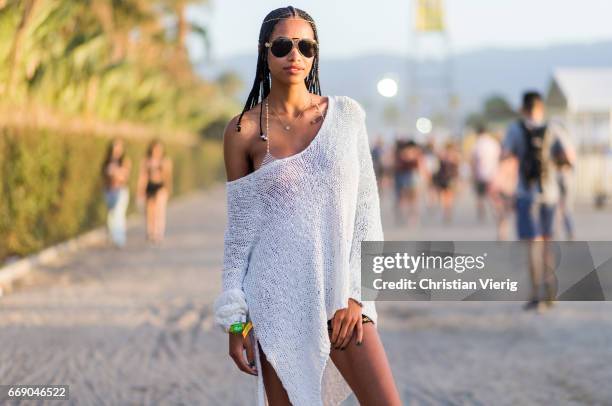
xmin=1 ymin=183 xmax=612 ymax=405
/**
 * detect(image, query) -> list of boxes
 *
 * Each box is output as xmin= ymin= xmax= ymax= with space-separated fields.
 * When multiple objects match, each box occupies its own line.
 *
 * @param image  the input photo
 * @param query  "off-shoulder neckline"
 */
xmin=226 ymin=95 xmax=336 ymax=187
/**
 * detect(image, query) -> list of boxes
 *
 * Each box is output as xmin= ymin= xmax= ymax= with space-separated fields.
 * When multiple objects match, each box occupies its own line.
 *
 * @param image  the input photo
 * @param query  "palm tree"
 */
xmin=6 ymin=0 xmax=42 ymax=97
xmin=0 ymin=0 xmax=226 ymax=132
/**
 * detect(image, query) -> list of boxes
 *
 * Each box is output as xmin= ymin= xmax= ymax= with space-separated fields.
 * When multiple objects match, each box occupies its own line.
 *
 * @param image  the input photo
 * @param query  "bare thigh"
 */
xmin=329 ymin=323 xmax=402 ymax=406
xmin=154 ymin=189 xmax=168 ymax=232
xmin=257 ymin=340 xmax=291 ymax=406
xmin=155 ymin=189 xmax=168 ymax=217
xmin=146 ymin=198 xmax=156 ymax=225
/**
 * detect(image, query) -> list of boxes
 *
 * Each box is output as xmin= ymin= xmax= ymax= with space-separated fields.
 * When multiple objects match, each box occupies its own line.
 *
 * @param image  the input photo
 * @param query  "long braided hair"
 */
xmin=235 ymin=6 xmax=322 ymax=138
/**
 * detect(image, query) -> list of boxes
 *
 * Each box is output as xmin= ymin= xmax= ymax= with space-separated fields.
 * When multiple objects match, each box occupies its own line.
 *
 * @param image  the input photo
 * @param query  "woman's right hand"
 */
xmin=229 ymin=330 xmax=258 ymax=376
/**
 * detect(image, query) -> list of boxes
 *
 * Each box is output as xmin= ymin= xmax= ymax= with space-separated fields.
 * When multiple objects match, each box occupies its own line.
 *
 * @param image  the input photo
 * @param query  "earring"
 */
xmin=260 ymin=99 xmax=268 ymax=141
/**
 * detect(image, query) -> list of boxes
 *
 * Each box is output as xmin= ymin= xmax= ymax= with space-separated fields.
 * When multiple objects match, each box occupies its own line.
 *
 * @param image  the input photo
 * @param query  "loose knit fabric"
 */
xmin=213 ymin=95 xmax=384 ymax=406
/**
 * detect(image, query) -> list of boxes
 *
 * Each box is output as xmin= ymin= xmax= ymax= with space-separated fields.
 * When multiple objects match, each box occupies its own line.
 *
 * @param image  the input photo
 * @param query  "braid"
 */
xmin=235 ymin=6 xmax=322 ymax=137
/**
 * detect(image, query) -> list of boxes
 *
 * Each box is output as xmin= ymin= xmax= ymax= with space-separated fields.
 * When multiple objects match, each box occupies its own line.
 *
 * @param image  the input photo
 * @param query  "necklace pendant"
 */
xmin=284 ymin=125 xmax=290 ymax=131
xmin=260 ymin=132 xmax=268 ymax=141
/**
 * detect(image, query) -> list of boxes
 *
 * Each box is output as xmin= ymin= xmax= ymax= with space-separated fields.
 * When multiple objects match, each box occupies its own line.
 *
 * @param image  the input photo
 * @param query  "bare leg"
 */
xmin=492 ymin=195 xmax=509 ymax=241
xmin=542 ymin=238 xmax=557 ymax=302
xmin=406 ymin=189 xmax=419 ymax=225
xmin=441 ymin=189 xmax=454 ymax=223
xmin=429 ymin=185 xmax=439 ymax=209
xmin=477 ymin=196 xmax=486 ymax=222
xmin=146 ymin=197 xmax=156 ymax=241
xmin=527 ymin=239 xmax=543 ymax=301
xmin=257 ymin=340 xmax=291 ymax=406
xmin=154 ymin=188 xmax=168 ymax=242
xmin=497 ymin=215 xmax=509 ymax=241
xmin=330 ymin=323 xmax=402 ymax=406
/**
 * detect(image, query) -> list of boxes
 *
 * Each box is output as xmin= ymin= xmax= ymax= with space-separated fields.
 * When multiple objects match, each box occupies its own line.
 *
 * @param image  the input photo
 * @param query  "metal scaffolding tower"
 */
xmin=407 ymin=0 xmax=459 ymax=140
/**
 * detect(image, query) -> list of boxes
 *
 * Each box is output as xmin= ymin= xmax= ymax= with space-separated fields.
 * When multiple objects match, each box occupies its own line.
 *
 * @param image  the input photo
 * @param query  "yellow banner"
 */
xmin=415 ymin=0 xmax=446 ymax=32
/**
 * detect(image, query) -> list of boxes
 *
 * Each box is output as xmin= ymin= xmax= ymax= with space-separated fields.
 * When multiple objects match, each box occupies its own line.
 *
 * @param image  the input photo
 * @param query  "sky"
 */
xmin=187 ymin=0 xmax=612 ymax=61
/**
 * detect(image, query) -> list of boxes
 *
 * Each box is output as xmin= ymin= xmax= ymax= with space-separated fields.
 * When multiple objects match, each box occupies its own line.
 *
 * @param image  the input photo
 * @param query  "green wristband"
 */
xmin=229 ymin=322 xmax=245 ymax=334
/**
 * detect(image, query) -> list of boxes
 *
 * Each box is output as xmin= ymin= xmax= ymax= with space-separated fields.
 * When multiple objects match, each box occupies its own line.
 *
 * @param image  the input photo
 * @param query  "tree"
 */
xmin=483 ymin=95 xmax=516 ymax=122
xmin=464 ymin=94 xmax=516 ymax=130
xmin=6 ymin=0 xmax=42 ymax=97
xmin=0 ymin=0 xmax=228 ymax=132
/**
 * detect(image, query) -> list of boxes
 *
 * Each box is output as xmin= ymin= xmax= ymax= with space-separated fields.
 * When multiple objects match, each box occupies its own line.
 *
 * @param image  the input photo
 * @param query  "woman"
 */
xmin=371 ymin=135 xmax=386 ymax=193
xmin=554 ymin=140 xmax=576 ymax=240
xmin=489 ymin=154 xmax=518 ymax=241
xmin=101 ymin=137 xmax=131 ymax=248
xmin=433 ymin=140 xmax=461 ymax=223
xmin=394 ymin=139 xmax=426 ymax=225
xmin=213 ymin=6 xmax=401 ymax=406
xmin=137 ymin=139 xmax=173 ymax=244
xmin=422 ymin=139 xmax=440 ymax=209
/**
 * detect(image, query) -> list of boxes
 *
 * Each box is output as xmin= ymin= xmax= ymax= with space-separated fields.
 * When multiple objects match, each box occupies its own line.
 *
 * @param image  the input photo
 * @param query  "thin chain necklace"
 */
xmin=260 ymin=96 xmax=325 ymax=144
xmin=269 ymin=95 xmax=313 ymax=132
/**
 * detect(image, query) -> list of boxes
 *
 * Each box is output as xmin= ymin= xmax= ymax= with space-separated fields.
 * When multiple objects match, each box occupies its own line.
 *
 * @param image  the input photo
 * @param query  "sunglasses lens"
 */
xmin=270 ymin=39 xmax=293 ymax=57
xmin=298 ymin=40 xmax=316 ymax=58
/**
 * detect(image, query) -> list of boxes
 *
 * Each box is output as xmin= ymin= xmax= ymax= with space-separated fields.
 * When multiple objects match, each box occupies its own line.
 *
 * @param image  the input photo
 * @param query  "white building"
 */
xmin=546 ymin=68 xmax=612 ymax=203
xmin=547 ymin=68 xmax=612 ymax=149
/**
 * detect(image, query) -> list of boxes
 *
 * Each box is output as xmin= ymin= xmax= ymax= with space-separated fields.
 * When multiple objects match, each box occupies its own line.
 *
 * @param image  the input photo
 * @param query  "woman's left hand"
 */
xmin=330 ymin=298 xmax=363 ymax=350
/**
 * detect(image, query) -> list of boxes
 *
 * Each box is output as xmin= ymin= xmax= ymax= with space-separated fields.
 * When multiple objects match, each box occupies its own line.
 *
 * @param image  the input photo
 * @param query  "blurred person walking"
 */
xmin=433 ymin=140 xmax=461 ymax=223
xmin=470 ymin=125 xmax=501 ymax=222
xmin=394 ymin=139 xmax=426 ymax=225
xmin=380 ymin=137 xmax=396 ymax=196
xmin=422 ymin=139 xmax=440 ymax=209
xmin=555 ymin=142 xmax=577 ymax=240
xmin=371 ymin=135 xmax=386 ymax=194
xmin=101 ymin=137 xmax=132 ymax=248
xmin=501 ymin=91 xmax=573 ymax=311
xmin=137 ymin=139 xmax=173 ymax=244
xmin=489 ymin=155 xmax=518 ymax=241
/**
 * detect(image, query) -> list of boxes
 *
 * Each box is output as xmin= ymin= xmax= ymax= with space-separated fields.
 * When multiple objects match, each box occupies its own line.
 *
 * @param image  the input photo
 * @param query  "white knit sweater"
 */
xmin=213 ymin=95 xmax=384 ymax=406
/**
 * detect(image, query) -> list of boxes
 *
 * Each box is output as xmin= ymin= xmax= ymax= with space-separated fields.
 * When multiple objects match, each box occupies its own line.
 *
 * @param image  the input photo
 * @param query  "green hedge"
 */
xmin=0 ymin=127 xmax=224 ymax=262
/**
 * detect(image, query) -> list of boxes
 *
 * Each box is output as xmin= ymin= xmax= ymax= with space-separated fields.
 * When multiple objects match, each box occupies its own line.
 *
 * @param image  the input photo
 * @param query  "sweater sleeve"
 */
xmin=213 ymin=177 xmax=258 ymax=333
xmin=348 ymin=102 xmax=384 ymax=305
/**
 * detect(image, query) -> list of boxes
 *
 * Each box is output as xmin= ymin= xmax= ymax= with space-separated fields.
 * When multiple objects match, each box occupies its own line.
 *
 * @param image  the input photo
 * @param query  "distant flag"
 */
xmin=415 ymin=0 xmax=446 ymax=32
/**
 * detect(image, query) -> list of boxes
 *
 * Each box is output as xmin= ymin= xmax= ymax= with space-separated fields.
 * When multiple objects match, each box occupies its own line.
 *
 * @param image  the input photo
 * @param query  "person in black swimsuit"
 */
xmin=433 ymin=140 xmax=461 ymax=223
xmin=137 ymin=139 xmax=173 ymax=243
xmin=145 ymin=160 xmax=165 ymax=199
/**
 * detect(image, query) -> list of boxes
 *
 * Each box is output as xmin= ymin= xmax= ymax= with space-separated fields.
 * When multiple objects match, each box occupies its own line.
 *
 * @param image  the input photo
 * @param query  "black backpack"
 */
xmin=518 ymin=120 xmax=547 ymax=189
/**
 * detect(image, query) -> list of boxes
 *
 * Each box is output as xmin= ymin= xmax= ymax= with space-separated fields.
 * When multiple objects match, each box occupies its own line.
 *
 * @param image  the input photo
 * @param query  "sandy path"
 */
xmin=1 ymin=183 xmax=612 ymax=405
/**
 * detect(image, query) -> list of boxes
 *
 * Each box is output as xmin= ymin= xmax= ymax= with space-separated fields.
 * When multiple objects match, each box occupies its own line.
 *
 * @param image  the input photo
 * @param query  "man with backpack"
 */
xmin=501 ymin=91 xmax=574 ymax=311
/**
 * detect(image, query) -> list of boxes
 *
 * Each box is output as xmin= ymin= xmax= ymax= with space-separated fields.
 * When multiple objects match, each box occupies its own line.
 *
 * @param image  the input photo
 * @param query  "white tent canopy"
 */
xmin=547 ymin=68 xmax=612 ymax=114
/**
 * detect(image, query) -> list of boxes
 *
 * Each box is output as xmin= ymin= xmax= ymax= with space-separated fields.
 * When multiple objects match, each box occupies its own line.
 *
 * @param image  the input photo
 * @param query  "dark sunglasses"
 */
xmin=264 ymin=37 xmax=318 ymax=58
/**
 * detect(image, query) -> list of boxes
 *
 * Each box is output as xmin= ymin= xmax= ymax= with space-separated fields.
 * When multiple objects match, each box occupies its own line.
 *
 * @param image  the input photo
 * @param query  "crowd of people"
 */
xmin=101 ymin=137 xmax=173 ymax=248
xmin=372 ymin=91 xmax=576 ymax=239
xmin=372 ymin=133 xmax=464 ymax=226
xmin=372 ymin=90 xmax=576 ymax=311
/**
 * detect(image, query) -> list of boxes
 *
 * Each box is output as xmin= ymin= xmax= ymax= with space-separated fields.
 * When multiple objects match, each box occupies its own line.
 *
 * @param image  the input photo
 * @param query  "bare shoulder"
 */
xmin=224 ymin=106 xmax=263 ymax=153
xmin=312 ymin=94 xmax=330 ymax=110
xmin=223 ymin=105 xmax=265 ymax=182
